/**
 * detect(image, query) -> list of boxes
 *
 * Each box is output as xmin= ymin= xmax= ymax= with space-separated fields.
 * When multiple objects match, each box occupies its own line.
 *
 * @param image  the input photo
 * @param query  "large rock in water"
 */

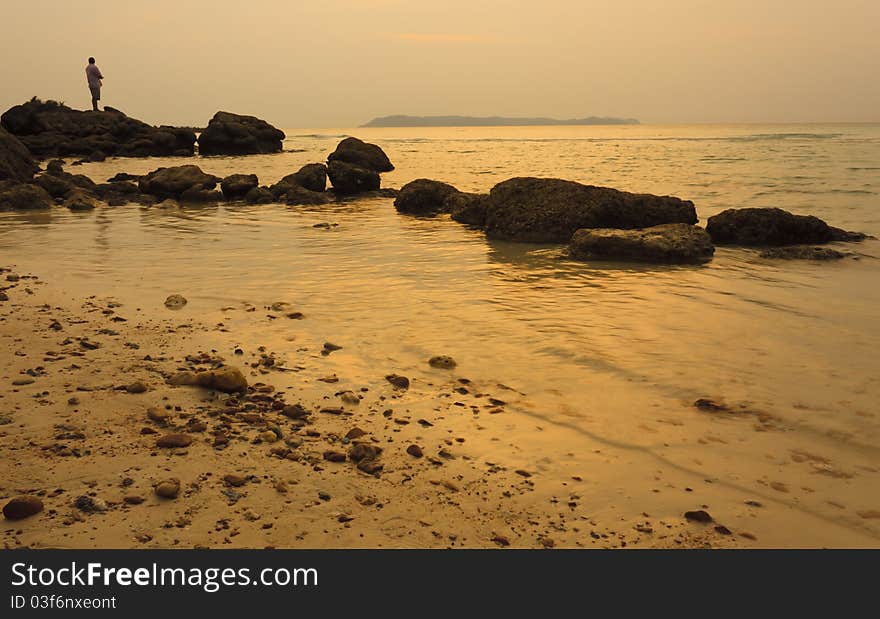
xmin=570 ymin=224 xmax=714 ymax=264
xmin=197 ymin=112 xmax=285 ymax=155
xmin=0 ymin=126 xmax=37 ymax=181
xmin=327 ymin=160 xmax=380 ymax=195
xmin=220 ymin=174 xmax=259 ymax=199
xmin=270 ymin=163 xmax=328 ymax=197
xmin=394 ymin=179 xmax=460 ymax=214
xmin=139 ymin=165 xmax=220 ymax=199
xmin=706 ymin=207 xmax=861 ymax=246
xmin=448 ymin=192 xmax=488 ymax=227
xmin=1 ymin=99 xmax=196 ymax=158
xmin=483 ymin=178 xmax=698 ymax=243
xmin=0 ymin=182 xmax=53 ymax=210
xmin=328 ymin=137 xmax=393 ymax=172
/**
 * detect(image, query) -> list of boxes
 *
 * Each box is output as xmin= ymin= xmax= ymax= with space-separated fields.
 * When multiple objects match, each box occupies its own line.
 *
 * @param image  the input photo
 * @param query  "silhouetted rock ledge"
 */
xmin=1 ymin=98 xmax=196 ymax=158
xmin=197 ymin=111 xmax=285 ymax=156
xmin=483 ymin=177 xmax=698 ymax=243
xmin=569 ymin=224 xmax=715 ymax=264
xmin=0 ymin=126 xmax=38 ymax=182
xmin=706 ymin=208 xmax=869 ymax=246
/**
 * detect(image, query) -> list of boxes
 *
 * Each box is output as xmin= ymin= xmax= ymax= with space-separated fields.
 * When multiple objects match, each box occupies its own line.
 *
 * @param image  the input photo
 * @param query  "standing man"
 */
xmin=85 ymin=57 xmax=104 ymax=111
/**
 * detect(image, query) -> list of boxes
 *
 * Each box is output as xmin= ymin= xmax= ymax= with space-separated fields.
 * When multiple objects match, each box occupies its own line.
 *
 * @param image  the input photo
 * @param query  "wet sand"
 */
xmin=2 ymin=263 xmax=878 ymax=549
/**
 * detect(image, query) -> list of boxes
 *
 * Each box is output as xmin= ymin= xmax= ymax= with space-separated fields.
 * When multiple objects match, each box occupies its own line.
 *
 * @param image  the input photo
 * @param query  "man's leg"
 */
xmin=92 ymin=97 xmax=99 ymax=111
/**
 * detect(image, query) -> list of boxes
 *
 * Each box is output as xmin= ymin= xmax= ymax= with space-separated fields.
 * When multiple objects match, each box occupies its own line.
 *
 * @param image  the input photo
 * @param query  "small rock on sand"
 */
xmin=164 ymin=294 xmax=187 ymax=310
xmin=12 ymin=377 xmax=35 ymax=386
xmin=684 ymin=510 xmax=714 ymax=523
xmin=223 ymin=474 xmax=247 ymax=487
xmin=156 ymin=433 xmax=193 ymax=448
xmin=3 ymin=496 xmax=44 ymax=520
xmin=385 ymin=374 xmax=410 ymax=389
xmin=323 ymin=451 xmax=347 ymax=462
xmin=147 ymin=407 xmax=171 ymax=423
xmin=155 ymin=479 xmax=181 ymax=499
xmin=126 ymin=381 xmax=148 ymax=394
xmin=429 ymin=355 xmax=457 ymax=369
xmin=406 ymin=444 xmax=423 ymax=458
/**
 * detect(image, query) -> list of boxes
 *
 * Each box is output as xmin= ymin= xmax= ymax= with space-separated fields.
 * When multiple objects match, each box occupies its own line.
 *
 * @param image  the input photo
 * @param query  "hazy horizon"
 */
xmin=2 ymin=0 xmax=878 ymax=127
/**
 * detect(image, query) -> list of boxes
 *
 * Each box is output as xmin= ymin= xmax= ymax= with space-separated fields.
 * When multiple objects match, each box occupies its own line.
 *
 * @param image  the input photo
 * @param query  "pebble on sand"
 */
xmin=125 ymin=381 xmax=148 ymax=394
xmin=3 ymin=496 xmax=44 ymax=520
xmin=406 ymin=444 xmax=424 ymax=458
xmin=684 ymin=510 xmax=714 ymax=523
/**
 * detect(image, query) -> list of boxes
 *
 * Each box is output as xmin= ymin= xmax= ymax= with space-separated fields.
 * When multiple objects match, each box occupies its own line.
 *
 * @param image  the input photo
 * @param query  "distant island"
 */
xmin=361 ymin=115 xmax=640 ymax=127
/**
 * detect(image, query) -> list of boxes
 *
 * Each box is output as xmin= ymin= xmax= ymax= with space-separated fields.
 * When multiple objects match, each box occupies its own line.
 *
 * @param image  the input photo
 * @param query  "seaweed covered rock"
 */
xmin=706 ymin=207 xmax=862 ymax=246
xmin=328 ymin=137 xmax=393 ymax=172
xmin=0 ymin=125 xmax=37 ymax=181
xmin=569 ymin=224 xmax=714 ymax=264
xmin=197 ymin=111 xmax=285 ymax=155
xmin=1 ymin=98 xmax=196 ymax=158
xmin=483 ymin=178 xmax=698 ymax=243
xmin=394 ymin=179 xmax=459 ymax=215
xmin=139 ymin=165 xmax=220 ymax=199
xmin=327 ymin=160 xmax=380 ymax=195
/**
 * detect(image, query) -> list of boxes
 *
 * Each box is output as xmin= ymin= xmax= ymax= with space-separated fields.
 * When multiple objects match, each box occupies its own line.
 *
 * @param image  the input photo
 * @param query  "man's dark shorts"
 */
xmin=89 ymin=86 xmax=101 ymax=101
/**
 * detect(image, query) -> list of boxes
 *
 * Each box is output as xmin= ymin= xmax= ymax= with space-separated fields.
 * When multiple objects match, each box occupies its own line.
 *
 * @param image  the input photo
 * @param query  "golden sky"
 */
xmin=2 ymin=0 xmax=878 ymax=126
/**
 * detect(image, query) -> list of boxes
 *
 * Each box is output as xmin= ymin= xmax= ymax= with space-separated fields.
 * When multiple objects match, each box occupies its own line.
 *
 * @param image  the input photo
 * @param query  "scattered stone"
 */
xmin=123 ymin=496 xmax=145 ymax=505
xmin=281 ymin=404 xmax=309 ymax=419
xmin=3 ymin=496 xmax=44 ymax=520
xmin=323 ymin=451 xmax=347 ymax=462
xmin=147 ymin=407 xmax=171 ymax=423
xmin=357 ymin=459 xmax=383 ymax=475
xmin=406 ymin=444 xmax=423 ymax=458
xmin=348 ymin=443 xmax=382 ymax=462
xmin=12 ymin=377 xmax=35 ymax=386
xmin=491 ymin=534 xmax=510 ymax=547
xmin=164 ymin=294 xmax=188 ymax=310
xmin=223 ymin=474 xmax=247 ymax=487
xmin=74 ymin=495 xmax=107 ymax=513
xmin=156 ymin=433 xmax=193 ymax=448
xmin=345 ymin=427 xmax=367 ymax=440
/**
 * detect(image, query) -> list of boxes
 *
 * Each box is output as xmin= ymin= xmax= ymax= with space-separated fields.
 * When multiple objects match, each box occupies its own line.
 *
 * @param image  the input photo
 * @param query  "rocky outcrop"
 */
xmin=328 ymin=137 xmax=393 ymax=172
xmin=0 ymin=126 xmax=37 ymax=181
xmin=197 ymin=112 xmax=285 ymax=155
xmin=94 ymin=181 xmax=140 ymax=205
xmin=220 ymin=174 xmax=259 ymax=199
xmin=394 ymin=179 xmax=459 ymax=214
xmin=1 ymin=98 xmax=196 ymax=158
xmin=327 ymin=160 xmax=380 ymax=195
xmin=447 ymin=192 xmax=488 ymax=227
xmin=139 ymin=165 xmax=220 ymax=199
xmin=0 ymin=182 xmax=53 ymax=210
xmin=483 ymin=178 xmax=698 ymax=243
xmin=569 ymin=224 xmax=715 ymax=264
xmin=33 ymin=161 xmax=97 ymax=199
xmin=706 ymin=208 xmax=837 ymax=246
